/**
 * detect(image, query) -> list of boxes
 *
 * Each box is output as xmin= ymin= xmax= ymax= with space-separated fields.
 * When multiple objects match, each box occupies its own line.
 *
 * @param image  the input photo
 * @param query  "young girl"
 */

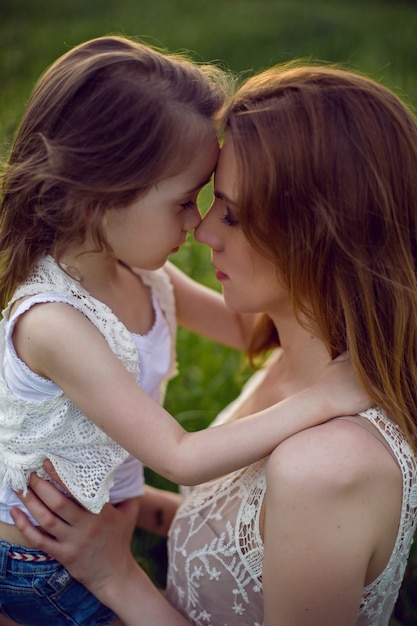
xmin=0 ymin=38 xmax=368 ymax=626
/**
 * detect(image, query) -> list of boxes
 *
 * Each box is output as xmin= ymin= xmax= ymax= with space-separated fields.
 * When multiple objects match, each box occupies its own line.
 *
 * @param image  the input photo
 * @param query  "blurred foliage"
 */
xmin=1 ymin=0 xmax=417 ymax=144
xmin=1 ymin=0 xmax=417 ymax=622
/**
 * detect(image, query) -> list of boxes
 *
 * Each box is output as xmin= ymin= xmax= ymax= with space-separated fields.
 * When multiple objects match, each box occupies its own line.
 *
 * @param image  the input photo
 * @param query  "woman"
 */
xmin=11 ymin=64 xmax=417 ymax=626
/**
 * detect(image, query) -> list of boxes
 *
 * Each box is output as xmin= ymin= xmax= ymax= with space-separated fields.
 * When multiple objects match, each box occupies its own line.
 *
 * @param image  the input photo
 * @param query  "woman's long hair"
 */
xmin=226 ymin=64 xmax=417 ymax=449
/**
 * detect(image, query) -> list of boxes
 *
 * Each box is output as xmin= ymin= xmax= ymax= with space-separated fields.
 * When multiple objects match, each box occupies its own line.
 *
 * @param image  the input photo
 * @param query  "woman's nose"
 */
xmin=194 ymin=206 xmax=222 ymax=250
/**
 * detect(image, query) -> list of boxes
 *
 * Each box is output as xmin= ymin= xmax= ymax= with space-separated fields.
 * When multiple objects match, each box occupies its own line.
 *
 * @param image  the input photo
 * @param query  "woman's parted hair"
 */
xmin=0 ymin=35 xmax=229 ymax=308
xmin=226 ymin=64 xmax=417 ymax=447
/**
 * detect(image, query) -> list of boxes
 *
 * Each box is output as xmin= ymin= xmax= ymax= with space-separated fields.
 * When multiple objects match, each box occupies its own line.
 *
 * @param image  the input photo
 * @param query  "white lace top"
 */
xmin=0 ymin=255 xmax=177 ymax=514
xmin=166 ymin=369 xmax=417 ymax=626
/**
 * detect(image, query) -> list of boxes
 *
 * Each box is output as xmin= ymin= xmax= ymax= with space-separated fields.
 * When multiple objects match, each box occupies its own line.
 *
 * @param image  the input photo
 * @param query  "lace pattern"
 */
xmin=166 ymin=406 xmax=417 ymax=626
xmin=167 ymin=461 xmax=266 ymax=625
xmin=0 ymin=256 xmax=177 ymax=513
xmin=356 ymin=408 xmax=417 ymax=625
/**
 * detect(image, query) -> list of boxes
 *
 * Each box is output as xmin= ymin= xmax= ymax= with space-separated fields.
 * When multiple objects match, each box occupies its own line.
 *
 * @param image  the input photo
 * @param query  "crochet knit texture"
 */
xmin=0 ymin=255 xmax=177 ymax=513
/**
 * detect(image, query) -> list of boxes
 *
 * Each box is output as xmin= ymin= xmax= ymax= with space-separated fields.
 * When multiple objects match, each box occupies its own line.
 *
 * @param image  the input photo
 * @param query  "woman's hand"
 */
xmin=138 ymin=485 xmax=180 ymax=536
xmin=11 ymin=464 xmax=137 ymax=593
xmin=11 ymin=465 xmax=190 ymax=625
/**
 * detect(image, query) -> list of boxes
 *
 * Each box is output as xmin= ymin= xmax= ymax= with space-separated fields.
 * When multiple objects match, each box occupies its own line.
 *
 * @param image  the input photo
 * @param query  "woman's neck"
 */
xmin=270 ymin=313 xmax=331 ymax=395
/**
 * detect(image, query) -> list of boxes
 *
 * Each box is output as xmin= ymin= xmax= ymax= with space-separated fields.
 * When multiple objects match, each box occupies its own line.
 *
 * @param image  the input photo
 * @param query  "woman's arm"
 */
xmin=137 ymin=485 xmax=180 ymax=536
xmin=13 ymin=302 xmax=370 ymax=487
xmin=165 ymin=261 xmax=255 ymax=350
xmin=11 ymin=475 xmax=188 ymax=626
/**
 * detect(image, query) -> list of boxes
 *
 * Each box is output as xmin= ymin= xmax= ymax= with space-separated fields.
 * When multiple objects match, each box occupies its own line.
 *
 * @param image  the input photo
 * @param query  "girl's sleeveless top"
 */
xmin=0 ymin=255 xmax=177 ymax=513
xmin=166 ymin=369 xmax=417 ymax=626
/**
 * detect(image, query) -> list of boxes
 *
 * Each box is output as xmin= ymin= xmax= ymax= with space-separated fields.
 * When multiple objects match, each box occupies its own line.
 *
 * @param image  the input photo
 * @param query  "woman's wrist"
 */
xmin=90 ymin=553 xmax=143 ymax=622
xmin=97 ymin=555 xmax=191 ymax=626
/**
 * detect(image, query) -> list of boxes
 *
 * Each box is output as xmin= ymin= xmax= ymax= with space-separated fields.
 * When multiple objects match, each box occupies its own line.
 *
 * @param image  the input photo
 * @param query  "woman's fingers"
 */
xmin=332 ymin=351 xmax=349 ymax=362
xmin=29 ymin=471 xmax=84 ymax=524
xmin=11 ymin=472 xmax=84 ymax=556
xmin=10 ymin=504 xmax=58 ymax=550
xmin=11 ymin=470 xmax=139 ymax=582
xmin=42 ymin=459 xmax=71 ymax=492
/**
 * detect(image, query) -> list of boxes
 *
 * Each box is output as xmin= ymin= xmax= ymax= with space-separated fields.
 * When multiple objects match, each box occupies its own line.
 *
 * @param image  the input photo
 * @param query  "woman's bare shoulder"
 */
xmin=266 ymin=416 xmax=401 ymax=494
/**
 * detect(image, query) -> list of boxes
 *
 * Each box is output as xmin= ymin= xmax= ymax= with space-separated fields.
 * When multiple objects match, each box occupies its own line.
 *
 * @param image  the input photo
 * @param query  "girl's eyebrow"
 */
xmin=184 ymin=176 xmax=213 ymax=195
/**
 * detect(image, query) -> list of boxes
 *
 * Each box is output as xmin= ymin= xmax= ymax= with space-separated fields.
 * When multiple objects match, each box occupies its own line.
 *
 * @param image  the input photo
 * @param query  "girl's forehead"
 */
xmin=157 ymin=133 xmax=219 ymax=193
xmin=184 ymin=128 xmax=219 ymax=172
xmin=187 ymin=118 xmax=218 ymax=146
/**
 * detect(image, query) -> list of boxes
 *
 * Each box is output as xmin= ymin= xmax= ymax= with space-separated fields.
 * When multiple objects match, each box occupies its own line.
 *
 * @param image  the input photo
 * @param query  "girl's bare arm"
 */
xmin=13 ymin=302 xmax=370 ymax=487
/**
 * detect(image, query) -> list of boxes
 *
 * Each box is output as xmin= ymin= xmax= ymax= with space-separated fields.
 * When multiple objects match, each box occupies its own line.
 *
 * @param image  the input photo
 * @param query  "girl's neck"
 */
xmin=59 ymin=249 xmax=119 ymax=289
xmin=57 ymin=250 xmax=154 ymax=335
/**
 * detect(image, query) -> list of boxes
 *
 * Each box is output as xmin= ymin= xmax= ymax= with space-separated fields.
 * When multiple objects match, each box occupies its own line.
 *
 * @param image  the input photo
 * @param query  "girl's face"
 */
xmin=195 ymin=138 xmax=290 ymax=317
xmin=104 ymin=128 xmax=219 ymax=270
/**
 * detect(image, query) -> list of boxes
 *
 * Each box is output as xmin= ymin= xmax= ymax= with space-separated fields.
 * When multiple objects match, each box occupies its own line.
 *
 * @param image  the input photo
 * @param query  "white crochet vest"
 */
xmin=0 ymin=255 xmax=177 ymax=513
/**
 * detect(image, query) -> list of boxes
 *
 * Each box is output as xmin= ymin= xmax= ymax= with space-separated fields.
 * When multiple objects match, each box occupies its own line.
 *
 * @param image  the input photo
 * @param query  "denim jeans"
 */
xmin=0 ymin=540 xmax=116 ymax=625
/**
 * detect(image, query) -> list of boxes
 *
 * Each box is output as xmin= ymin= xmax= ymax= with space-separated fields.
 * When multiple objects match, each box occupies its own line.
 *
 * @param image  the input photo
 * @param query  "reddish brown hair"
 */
xmin=225 ymin=64 xmax=417 ymax=448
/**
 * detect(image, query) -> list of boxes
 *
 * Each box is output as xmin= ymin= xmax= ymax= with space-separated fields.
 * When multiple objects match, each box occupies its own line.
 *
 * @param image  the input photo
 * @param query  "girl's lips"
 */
xmin=170 ymin=239 xmax=186 ymax=255
xmin=170 ymin=242 xmax=185 ymax=254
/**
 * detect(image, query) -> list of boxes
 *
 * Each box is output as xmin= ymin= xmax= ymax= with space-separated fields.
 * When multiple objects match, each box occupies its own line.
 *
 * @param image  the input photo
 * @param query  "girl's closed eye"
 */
xmin=181 ymin=200 xmax=197 ymax=210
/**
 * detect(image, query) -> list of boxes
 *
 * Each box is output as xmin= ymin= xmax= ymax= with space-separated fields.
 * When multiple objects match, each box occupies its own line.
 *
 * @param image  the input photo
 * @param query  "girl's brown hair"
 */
xmin=225 ymin=64 xmax=417 ymax=448
xmin=0 ymin=35 xmax=229 ymax=309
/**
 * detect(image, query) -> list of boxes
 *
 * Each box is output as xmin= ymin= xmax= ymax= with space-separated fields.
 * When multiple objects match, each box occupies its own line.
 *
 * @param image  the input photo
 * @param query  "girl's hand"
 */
xmin=312 ymin=352 xmax=372 ymax=418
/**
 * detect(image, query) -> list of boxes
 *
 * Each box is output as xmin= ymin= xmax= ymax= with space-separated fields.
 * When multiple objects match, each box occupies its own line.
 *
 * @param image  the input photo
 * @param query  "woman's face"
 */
xmin=195 ymin=138 xmax=290 ymax=316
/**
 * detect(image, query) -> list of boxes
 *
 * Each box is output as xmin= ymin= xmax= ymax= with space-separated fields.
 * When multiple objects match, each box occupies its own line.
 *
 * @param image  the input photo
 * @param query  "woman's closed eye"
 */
xmin=221 ymin=208 xmax=238 ymax=226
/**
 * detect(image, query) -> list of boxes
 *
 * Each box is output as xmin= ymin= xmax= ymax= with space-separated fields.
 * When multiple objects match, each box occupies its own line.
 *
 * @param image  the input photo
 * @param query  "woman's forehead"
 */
xmin=214 ymin=139 xmax=238 ymax=200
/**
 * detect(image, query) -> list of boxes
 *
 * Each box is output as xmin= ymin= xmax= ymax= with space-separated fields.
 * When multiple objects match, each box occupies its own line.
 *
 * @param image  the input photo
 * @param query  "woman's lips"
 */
xmin=215 ymin=268 xmax=229 ymax=281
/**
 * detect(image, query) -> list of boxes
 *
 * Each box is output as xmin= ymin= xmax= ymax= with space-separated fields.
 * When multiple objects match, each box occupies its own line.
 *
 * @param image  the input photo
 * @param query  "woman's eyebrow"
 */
xmin=214 ymin=190 xmax=238 ymax=206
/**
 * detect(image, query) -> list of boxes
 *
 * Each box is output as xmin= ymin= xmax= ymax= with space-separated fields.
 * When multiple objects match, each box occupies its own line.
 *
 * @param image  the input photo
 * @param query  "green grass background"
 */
xmin=1 ymin=0 xmax=417 ymax=623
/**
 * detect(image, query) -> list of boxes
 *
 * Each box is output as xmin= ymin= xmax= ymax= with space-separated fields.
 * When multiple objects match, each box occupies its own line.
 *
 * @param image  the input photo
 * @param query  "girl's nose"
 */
xmin=194 ymin=216 xmax=207 ymax=244
xmin=184 ymin=205 xmax=202 ymax=231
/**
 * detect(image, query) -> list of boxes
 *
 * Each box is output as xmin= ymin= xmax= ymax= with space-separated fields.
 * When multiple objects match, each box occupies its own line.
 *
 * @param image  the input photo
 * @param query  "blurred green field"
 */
xmin=1 ymin=1 xmax=417 ymax=623
xmin=2 ymin=0 xmax=417 ymax=143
